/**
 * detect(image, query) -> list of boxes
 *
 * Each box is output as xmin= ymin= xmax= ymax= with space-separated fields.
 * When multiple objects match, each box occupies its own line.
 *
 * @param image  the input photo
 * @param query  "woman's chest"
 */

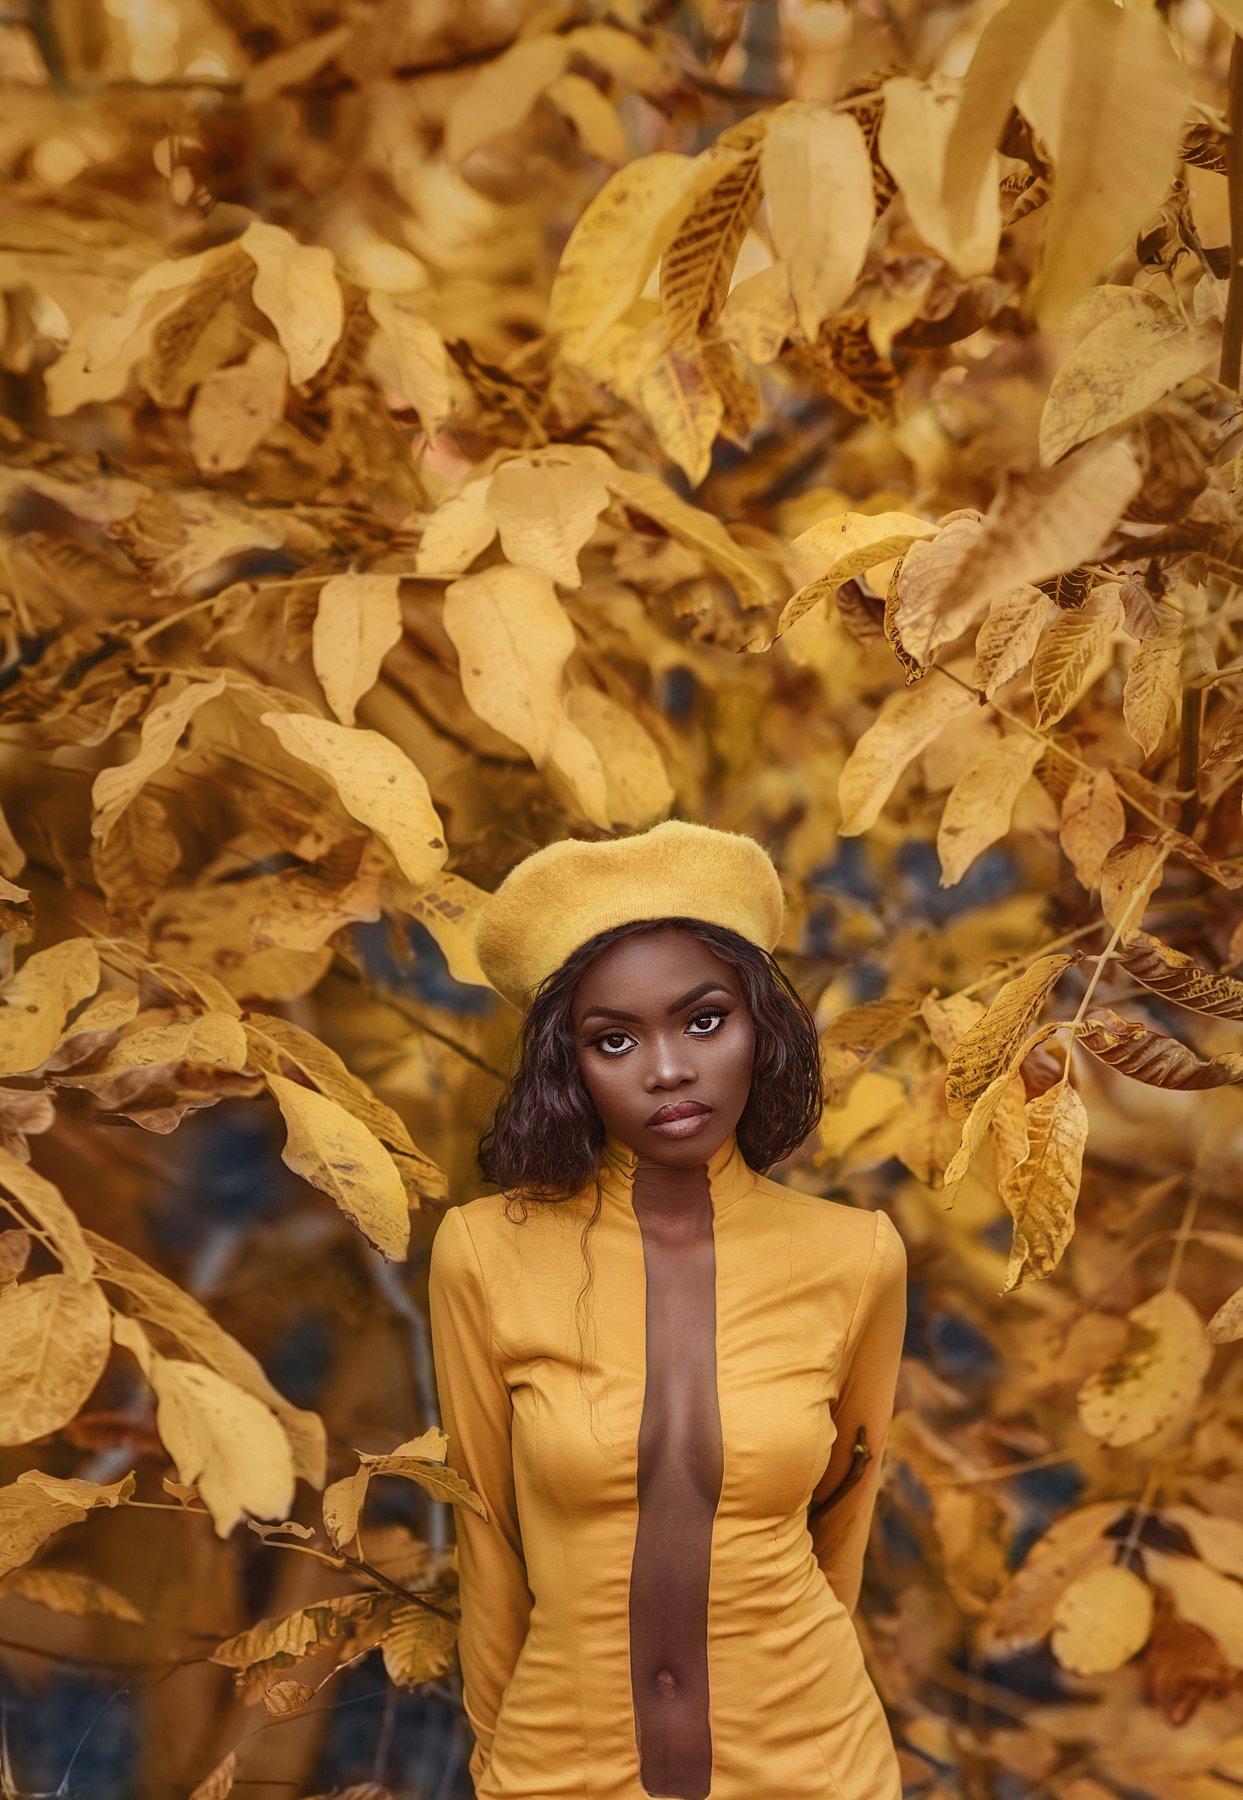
xmin=489 ymin=1203 xmax=858 ymax=1523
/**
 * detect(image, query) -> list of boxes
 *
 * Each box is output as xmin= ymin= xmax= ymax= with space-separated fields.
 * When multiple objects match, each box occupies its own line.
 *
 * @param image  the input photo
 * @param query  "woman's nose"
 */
xmin=644 ymin=1037 xmax=697 ymax=1088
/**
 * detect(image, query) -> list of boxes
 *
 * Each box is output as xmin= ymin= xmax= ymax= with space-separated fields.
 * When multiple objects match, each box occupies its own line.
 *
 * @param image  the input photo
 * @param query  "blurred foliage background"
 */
xmin=2 ymin=0 xmax=1243 ymax=1795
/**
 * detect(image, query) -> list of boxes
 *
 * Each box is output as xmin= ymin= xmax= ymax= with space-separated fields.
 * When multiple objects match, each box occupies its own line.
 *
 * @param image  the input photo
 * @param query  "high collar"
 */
xmin=596 ymin=1128 xmax=758 ymax=1216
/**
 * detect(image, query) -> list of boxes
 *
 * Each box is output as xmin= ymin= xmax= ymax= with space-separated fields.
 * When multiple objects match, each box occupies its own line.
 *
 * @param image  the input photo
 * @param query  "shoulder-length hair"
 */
xmin=477 ymin=915 xmax=823 ymax=1205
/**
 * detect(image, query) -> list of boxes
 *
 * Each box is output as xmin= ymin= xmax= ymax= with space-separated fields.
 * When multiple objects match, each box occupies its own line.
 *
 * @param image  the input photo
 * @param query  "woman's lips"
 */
xmin=646 ymin=1103 xmax=712 ymax=1138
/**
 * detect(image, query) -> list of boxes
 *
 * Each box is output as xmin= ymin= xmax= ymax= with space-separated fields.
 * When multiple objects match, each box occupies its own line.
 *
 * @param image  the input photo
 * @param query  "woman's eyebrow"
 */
xmin=579 ymin=980 xmax=734 ymax=1026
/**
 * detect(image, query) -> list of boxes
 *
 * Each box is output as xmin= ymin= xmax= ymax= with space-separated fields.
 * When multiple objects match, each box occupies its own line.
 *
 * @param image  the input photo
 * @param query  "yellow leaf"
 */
xmin=366 ymin=293 xmax=452 ymax=435
xmin=1032 ymin=582 xmax=1124 ymax=727
xmin=999 ymin=1081 xmax=1089 ymax=1290
xmin=1017 ymin=0 xmax=1191 ymax=326
xmin=267 ymin=1073 xmax=410 ymax=1261
xmin=394 ymin=871 xmax=492 ymax=989
xmin=188 ymin=1751 xmax=237 ymax=1800
xmin=1059 ymin=768 xmax=1126 ymax=891
xmin=780 ymin=508 xmax=937 ymax=639
xmin=86 ymin=1229 xmax=326 ymax=1487
xmin=945 ymin=953 xmax=1077 ymax=1120
xmin=605 ymin=467 xmax=779 ymax=608
xmin=837 ymin=667 xmax=977 ymax=835
xmin=443 ymin=565 xmax=575 ymax=764
xmin=262 ymin=1678 xmax=315 ymax=1717
xmin=879 ymin=75 xmax=1002 ymax=278
xmin=546 ymin=72 xmax=627 ymax=165
xmin=562 ymin=686 xmax=675 ymax=828
xmin=551 ymin=151 xmax=740 ymax=361
xmin=0 ymin=1275 xmax=111 ymax=1445
xmin=1144 ymin=1550 xmax=1243 ymax=1668
xmin=414 ymin=475 xmax=498 ymax=577
xmin=544 ymin=708 xmax=612 ymax=830
xmin=2 ymin=1565 xmax=142 ymax=1623
xmin=718 ymin=264 xmax=795 ymax=366
xmin=0 ymin=1147 xmax=95 ymax=1280
xmin=240 ymin=220 xmax=344 ymax=384
xmin=188 ymin=338 xmax=288 ymax=476
xmin=1039 ymin=290 xmax=1216 ymax=465
xmin=1050 ymin=1565 xmax=1153 ymax=1674
xmin=0 ymin=1468 xmax=136 ymax=1580
xmin=1098 ymin=835 xmax=1169 ymax=939
xmin=898 ymin=441 xmax=1141 ymax=665
xmin=627 ymin=347 xmax=723 ymax=486
xmin=940 ymin=0 xmax=1066 ymax=247
xmin=1077 ymin=1289 xmax=1213 ymax=1447
xmin=937 ymin=734 xmax=1045 ymax=887
xmin=443 ymin=35 xmax=568 ymax=165
xmin=381 ymin=1598 xmax=457 ymax=1687
xmin=260 ymin=713 xmax=447 ymax=889
xmin=1123 ymin=621 xmax=1182 ymax=758
xmin=760 ymin=103 xmax=874 ymax=341
xmin=971 ymin=584 xmax=1048 ymax=698
xmin=312 ymin=573 xmax=404 ymax=727
xmin=939 ymin=1022 xmax=1060 ymax=1203
xmin=0 ymin=938 xmax=100 ymax=1078
xmin=660 ymin=151 xmax=763 ymax=344
xmin=486 ymin=450 xmax=612 ymax=588
xmin=91 ymin=676 xmax=228 ymax=844
xmin=115 ymin=1317 xmax=297 ymax=1538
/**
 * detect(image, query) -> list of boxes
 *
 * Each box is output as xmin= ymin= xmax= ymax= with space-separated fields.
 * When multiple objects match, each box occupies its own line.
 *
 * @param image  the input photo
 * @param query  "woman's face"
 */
xmin=570 ymin=926 xmax=756 ymax=1167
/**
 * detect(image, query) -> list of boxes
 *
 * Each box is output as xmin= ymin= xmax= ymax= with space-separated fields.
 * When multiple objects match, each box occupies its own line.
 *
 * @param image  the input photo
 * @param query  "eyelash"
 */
xmin=590 ymin=1009 xmax=729 ymax=1057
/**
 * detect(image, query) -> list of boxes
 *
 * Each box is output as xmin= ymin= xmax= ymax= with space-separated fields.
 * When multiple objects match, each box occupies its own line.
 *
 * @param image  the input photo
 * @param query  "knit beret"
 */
xmin=473 ymin=819 xmax=786 ymax=1011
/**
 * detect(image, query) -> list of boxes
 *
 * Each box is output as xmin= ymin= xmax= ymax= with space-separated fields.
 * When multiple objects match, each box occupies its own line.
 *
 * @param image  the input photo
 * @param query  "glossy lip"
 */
xmin=646 ymin=1099 xmax=712 ymax=1124
xmin=648 ymin=1109 xmax=712 ymax=1139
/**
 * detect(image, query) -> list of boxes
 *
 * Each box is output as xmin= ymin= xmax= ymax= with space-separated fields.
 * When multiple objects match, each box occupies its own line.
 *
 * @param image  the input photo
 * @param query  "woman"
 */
xmin=428 ymin=819 xmax=907 ymax=1800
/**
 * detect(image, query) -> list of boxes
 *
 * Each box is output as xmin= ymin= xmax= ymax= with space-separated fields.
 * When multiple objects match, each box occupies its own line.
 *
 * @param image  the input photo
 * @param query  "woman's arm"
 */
xmin=428 ymin=1204 xmax=533 ymax=1789
xmin=808 ymin=1208 xmax=907 ymax=1617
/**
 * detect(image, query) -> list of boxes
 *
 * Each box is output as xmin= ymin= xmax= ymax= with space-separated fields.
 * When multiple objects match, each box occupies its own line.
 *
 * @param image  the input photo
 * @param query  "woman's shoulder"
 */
xmin=749 ymin=1171 xmax=905 ymax=1260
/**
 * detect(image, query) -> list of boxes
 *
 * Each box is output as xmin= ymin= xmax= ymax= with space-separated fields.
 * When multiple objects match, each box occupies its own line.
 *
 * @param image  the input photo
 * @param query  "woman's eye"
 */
xmin=591 ymin=1011 xmax=726 ymax=1055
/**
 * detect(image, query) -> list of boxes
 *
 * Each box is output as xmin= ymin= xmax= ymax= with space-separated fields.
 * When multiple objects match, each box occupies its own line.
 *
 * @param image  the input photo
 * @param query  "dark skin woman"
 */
xmin=570 ymin=925 xmax=756 ymax=1799
xmin=468 ymin=912 xmax=885 ymax=1800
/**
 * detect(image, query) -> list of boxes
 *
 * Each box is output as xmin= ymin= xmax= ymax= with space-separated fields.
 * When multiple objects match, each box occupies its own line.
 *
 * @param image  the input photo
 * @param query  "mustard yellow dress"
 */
xmin=427 ymin=1129 xmax=908 ymax=1800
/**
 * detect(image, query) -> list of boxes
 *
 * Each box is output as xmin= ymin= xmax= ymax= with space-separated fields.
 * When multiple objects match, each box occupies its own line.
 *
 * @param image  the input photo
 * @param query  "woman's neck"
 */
xmin=629 ymin=1155 xmax=713 ymax=1239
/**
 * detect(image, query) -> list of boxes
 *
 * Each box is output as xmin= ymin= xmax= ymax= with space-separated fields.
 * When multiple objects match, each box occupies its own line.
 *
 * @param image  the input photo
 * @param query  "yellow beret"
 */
xmin=473 ymin=819 xmax=786 ymax=1011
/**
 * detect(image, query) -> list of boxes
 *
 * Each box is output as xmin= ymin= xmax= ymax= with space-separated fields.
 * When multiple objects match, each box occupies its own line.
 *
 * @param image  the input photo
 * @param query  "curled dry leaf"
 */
xmin=944 ymin=952 xmax=1078 ymax=1121
xmin=1117 ymin=930 xmax=1243 ymax=1021
xmin=0 ymin=1468 xmax=136 ymax=1580
xmin=998 ymin=1080 xmax=1090 ymax=1291
xmin=262 ymin=1677 xmax=314 ymax=1718
xmin=1076 ymin=1007 xmax=1243 ymax=1089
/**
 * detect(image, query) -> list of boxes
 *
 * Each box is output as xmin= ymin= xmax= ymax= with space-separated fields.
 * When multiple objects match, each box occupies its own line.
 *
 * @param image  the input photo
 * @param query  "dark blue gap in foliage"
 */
xmin=926 ymin=1309 xmax=999 ymax=1384
xmin=4 ymin=1669 xmax=137 ymax=1799
xmin=353 ymin=916 xmax=495 ymax=1015
xmin=808 ymin=837 xmax=878 ymax=904
xmin=262 ymin=1312 xmax=334 ymax=1410
xmin=893 ymin=838 xmax=1021 ymax=921
xmin=310 ymin=1651 xmax=472 ymax=1797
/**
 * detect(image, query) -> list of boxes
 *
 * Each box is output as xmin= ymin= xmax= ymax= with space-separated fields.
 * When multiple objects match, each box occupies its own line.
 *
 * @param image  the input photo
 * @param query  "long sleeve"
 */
xmin=428 ymin=1204 xmax=533 ymax=1790
xmin=808 ymin=1208 xmax=907 ymax=1617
